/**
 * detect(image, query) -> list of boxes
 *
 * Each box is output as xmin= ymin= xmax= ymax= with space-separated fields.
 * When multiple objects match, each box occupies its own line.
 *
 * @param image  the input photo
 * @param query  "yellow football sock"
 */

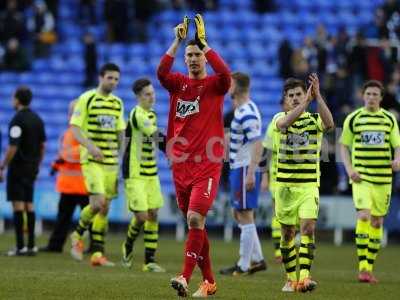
xmin=299 ymin=235 xmax=315 ymax=281
xmin=126 ymin=217 xmax=143 ymax=248
xmin=271 ymin=216 xmax=282 ymax=258
xmin=91 ymin=213 xmax=108 ymax=253
xmin=280 ymin=238 xmax=297 ymax=281
xmin=76 ymin=205 xmax=96 ymax=236
xmin=367 ymin=224 xmax=383 ymax=272
xmin=144 ymin=220 xmax=159 ymax=264
xmin=355 ymin=219 xmax=369 ymax=272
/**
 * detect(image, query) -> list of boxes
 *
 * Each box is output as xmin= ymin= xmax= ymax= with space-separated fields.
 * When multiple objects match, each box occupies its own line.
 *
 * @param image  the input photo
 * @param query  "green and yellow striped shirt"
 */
xmin=122 ymin=105 xmax=159 ymax=179
xmin=273 ymin=111 xmax=324 ymax=187
xmin=70 ymin=89 xmax=125 ymax=165
xmin=340 ymin=107 xmax=400 ymax=185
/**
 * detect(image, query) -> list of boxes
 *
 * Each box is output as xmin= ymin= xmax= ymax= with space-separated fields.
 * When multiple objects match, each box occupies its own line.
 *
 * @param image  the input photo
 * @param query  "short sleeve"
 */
xmin=314 ymin=113 xmax=324 ymax=132
xmin=70 ymin=95 xmax=87 ymax=128
xmin=340 ymin=114 xmax=353 ymax=147
xmin=116 ymin=100 xmax=126 ymax=131
xmin=389 ymin=119 xmax=400 ymax=148
xmin=242 ymin=115 xmax=261 ymax=142
xmin=262 ymin=122 xmax=274 ymax=149
xmin=8 ymin=116 xmax=23 ymax=146
xmin=272 ymin=112 xmax=285 ymax=132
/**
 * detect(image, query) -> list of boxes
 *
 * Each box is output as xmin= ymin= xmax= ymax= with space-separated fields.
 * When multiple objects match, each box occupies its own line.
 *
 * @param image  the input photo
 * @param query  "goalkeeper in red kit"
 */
xmin=157 ymin=14 xmax=230 ymax=297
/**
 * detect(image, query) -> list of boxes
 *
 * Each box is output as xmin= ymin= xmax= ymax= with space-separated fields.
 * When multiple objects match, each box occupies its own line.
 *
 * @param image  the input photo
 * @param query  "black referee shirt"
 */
xmin=8 ymin=107 xmax=46 ymax=175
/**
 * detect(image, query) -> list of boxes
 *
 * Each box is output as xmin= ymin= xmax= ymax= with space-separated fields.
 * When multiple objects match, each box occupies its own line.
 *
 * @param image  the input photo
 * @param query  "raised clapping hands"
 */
xmin=305 ymin=83 xmax=314 ymax=102
xmin=194 ymin=14 xmax=207 ymax=50
xmin=174 ymin=14 xmax=208 ymax=50
xmin=308 ymin=73 xmax=322 ymax=99
xmin=304 ymin=73 xmax=323 ymax=103
xmin=174 ymin=16 xmax=189 ymax=42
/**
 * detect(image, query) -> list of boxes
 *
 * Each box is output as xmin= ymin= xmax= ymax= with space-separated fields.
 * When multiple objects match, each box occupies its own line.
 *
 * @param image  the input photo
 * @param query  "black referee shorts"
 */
xmin=6 ymin=168 xmax=37 ymax=203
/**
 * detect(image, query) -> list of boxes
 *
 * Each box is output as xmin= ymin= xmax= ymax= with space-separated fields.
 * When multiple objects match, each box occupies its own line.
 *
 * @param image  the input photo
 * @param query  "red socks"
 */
xmin=182 ymin=228 xmax=204 ymax=282
xmin=198 ymin=229 xmax=215 ymax=284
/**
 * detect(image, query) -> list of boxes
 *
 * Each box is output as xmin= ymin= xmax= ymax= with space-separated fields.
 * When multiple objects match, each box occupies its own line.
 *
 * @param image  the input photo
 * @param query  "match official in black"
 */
xmin=0 ymin=86 xmax=46 ymax=256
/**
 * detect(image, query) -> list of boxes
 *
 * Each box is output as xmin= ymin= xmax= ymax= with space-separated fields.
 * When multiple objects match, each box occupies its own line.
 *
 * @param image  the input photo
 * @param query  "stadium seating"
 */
xmin=0 ymin=0 xmax=383 ymax=218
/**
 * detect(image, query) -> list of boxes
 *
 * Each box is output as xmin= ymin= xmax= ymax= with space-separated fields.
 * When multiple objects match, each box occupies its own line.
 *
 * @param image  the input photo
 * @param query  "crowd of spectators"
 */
xmin=278 ymin=0 xmax=400 ymax=194
xmin=0 ymin=0 xmax=57 ymax=71
xmin=279 ymin=33 xmax=400 ymax=120
xmin=0 ymin=0 xmax=276 ymax=77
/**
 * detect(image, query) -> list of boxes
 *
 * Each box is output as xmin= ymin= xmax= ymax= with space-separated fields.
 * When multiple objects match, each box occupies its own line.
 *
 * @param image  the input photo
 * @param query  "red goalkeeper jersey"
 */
xmin=157 ymin=49 xmax=231 ymax=163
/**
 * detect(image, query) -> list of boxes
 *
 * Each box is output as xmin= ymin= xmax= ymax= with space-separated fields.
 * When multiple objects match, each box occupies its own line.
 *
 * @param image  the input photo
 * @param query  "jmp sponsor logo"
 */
xmin=361 ymin=131 xmax=384 ymax=145
xmin=97 ymin=115 xmax=116 ymax=129
xmin=176 ymin=97 xmax=200 ymax=118
xmin=287 ymin=132 xmax=309 ymax=147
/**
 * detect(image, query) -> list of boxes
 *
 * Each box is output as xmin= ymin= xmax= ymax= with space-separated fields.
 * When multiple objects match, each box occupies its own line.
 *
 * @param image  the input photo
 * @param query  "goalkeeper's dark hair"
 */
xmin=15 ymin=86 xmax=33 ymax=106
xmin=362 ymin=80 xmax=384 ymax=96
xmin=132 ymin=78 xmax=152 ymax=95
xmin=99 ymin=62 xmax=120 ymax=76
xmin=187 ymin=39 xmax=200 ymax=47
xmin=283 ymin=78 xmax=307 ymax=95
xmin=231 ymin=72 xmax=250 ymax=93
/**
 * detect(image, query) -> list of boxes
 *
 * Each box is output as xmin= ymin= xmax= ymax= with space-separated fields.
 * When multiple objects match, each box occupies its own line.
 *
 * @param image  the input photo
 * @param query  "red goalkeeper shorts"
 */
xmin=172 ymin=161 xmax=222 ymax=216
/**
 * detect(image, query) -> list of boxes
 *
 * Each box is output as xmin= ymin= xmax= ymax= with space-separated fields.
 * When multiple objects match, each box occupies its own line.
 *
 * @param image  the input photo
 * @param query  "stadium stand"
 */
xmin=0 ymin=0 xmax=390 ymax=226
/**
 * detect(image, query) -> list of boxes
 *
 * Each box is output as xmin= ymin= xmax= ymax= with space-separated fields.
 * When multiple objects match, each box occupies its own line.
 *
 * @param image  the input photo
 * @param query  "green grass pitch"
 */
xmin=0 ymin=233 xmax=399 ymax=299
